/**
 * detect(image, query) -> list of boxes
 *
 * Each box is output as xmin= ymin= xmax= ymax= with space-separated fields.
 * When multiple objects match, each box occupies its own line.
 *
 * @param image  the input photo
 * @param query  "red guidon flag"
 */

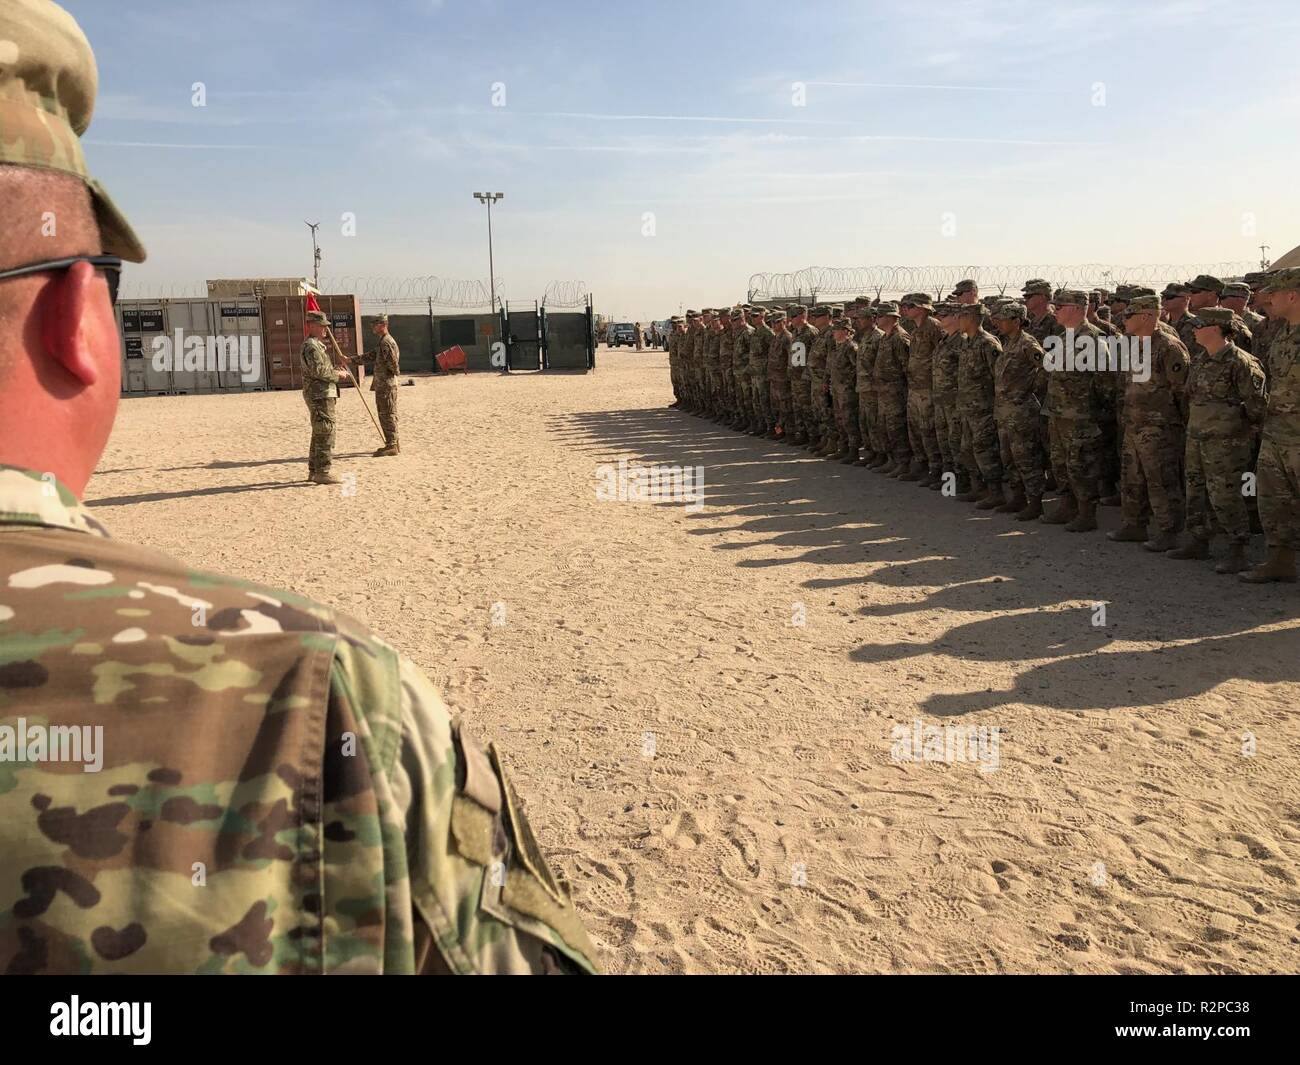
xmin=305 ymin=292 xmax=322 ymax=337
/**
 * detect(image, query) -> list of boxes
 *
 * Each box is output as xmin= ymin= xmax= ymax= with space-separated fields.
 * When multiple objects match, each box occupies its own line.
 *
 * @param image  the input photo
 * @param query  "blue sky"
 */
xmin=67 ymin=0 xmax=1300 ymax=319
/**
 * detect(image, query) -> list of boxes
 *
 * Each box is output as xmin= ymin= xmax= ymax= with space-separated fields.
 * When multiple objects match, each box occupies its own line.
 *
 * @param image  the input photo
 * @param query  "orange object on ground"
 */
xmin=436 ymin=345 xmax=468 ymax=373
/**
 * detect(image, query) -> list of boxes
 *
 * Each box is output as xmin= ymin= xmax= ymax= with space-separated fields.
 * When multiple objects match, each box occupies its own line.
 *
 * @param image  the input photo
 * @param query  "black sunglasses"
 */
xmin=0 ymin=254 xmax=123 ymax=306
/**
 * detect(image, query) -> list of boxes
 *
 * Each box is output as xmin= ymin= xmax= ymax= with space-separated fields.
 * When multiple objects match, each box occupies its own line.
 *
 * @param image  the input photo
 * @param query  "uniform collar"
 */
xmin=0 ymin=464 xmax=111 ymax=538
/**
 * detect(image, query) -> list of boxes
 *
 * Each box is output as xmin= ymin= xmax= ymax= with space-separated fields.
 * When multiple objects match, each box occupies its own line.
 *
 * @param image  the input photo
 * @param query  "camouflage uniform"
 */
xmin=1121 ymin=325 xmax=1189 ymax=538
xmin=903 ymin=305 xmax=945 ymax=480
xmin=873 ymin=310 xmax=912 ymax=472
xmin=805 ymin=312 xmax=835 ymax=446
xmin=1256 ymin=315 xmax=1300 ymax=550
xmin=1184 ymin=335 xmax=1267 ymax=545
xmin=828 ymin=325 xmax=860 ymax=457
xmin=703 ymin=323 xmax=723 ymax=414
xmin=790 ymin=314 xmax=817 ymax=442
xmin=931 ymin=317 xmax=964 ymax=484
xmin=716 ymin=314 xmax=735 ymax=420
xmin=1043 ymin=315 xmax=1108 ymax=510
xmin=301 ymin=332 xmax=339 ymax=478
xmin=992 ymin=317 xmax=1047 ymax=501
xmin=365 ymin=323 xmax=401 ymax=453
xmin=956 ymin=313 xmax=1003 ymax=487
xmin=0 ymin=466 xmax=600 ymax=974
xmin=731 ymin=320 xmax=756 ymax=427
xmin=767 ymin=320 xmax=793 ymax=435
xmin=750 ymin=318 xmax=775 ymax=431
xmin=855 ymin=324 xmax=885 ymax=461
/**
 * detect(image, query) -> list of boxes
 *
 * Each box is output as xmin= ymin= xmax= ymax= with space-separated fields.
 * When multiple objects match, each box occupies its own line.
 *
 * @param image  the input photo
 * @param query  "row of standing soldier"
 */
xmin=664 ymin=270 xmax=1300 ymax=584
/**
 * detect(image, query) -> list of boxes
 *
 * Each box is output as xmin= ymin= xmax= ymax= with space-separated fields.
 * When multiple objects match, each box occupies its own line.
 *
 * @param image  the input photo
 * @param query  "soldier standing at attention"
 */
xmin=990 ymin=301 xmax=1048 ymax=519
xmin=954 ymin=304 xmax=1004 ymax=507
xmin=854 ymin=307 xmax=885 ymax=467
xmin=1168 ymin=308 xmax=1267 ymax=572
xmin=900 ymin=293 xmax=944 ymax=486
xmin=931 ymin=302 xmax=965 ymax=492
xmin=1242 ymin=268 xmax=1300 ymax=583
xmin=0 ymin=0 xmax=597 ymax=975
xmin=365 ymin=313 xmax=401 ymax=456
xmin=667 ymin=315 xmax=685 ymax=408
xmin=749 ymin=306 xmax=775 ymax=436
xmin=767 ymin=310 xmax=794 ymax=441
xmin=790 ymin=305 xmax=817 ymax=446
xmin=1106 ymin=295 xmax=1189 ymax=550
xmin=302 ymin=310 xmax=351 ymax=484
xmin=872 ymin=303 xmax=912 ymax=476
xmin=805 ymin=306 xmax=834 ymax=453
xmin=730 ymin=308 xmax=755 ymax=431
xmin=827 ymin=317 xmax=860 ymax=462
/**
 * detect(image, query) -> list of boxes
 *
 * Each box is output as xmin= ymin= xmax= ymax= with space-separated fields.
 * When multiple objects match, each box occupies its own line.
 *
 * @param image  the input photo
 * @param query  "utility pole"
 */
xmin=472 ymin=192 xmax=504 ymax=311
xmin=304 ymin=221 xmax=321 ymax=291
xmin=1259 ymin=244 xmax=1271 ymax=270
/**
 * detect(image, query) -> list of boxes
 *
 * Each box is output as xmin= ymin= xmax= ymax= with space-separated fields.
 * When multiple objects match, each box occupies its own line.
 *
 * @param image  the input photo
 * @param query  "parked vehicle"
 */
xmin=609 ymin=322 xmax=637 ymax=347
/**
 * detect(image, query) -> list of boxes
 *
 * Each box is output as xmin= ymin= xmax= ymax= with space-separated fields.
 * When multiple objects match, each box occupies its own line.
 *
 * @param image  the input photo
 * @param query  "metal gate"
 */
xmin=504 ymin=301 xmax=541 ymax=371
xmin=542 ymin=296 xmax=595 ymax=370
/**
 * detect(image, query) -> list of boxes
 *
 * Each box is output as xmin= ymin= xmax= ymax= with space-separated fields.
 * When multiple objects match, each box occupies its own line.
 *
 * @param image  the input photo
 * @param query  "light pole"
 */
xmin=473 ymin=192 xmax=503 ymax=311
xmin=304 ymin=220 xmax=321 ymax=291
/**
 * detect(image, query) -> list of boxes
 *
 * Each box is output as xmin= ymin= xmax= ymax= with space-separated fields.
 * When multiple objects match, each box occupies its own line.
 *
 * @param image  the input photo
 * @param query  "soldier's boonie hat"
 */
xmin=1124 ymin=295 xmax=1161 ymax=316
xmin=0 ymin=0 xmax=147 ymax=261
xmin=956 ymin=303 xmax=986 ymax=318
xmin=1128 ymin=286 xmax=1156 ymax=299
xmin=991 ymin=300 xmax=1028 ymax=320
xmin=828 ymin=303 xmax=844 ymax=314
xmin=1220 ymin=282 xmax=1251 ymax=300
xmin=1161 ymin=283 xmax=1189 ymax=299
xmin=874 ymin=300 xmax=900 ymax=317
xmin=900 ymin=291 xmax=933 ymax=308
xmin=1112 ymin=285 xmax=1135 ymax=301
xmin=1054 ymin=289 xmax=1089 ymax=307
xmin=1262 ymin=267 xmax=1300 ymax=293
xmin=1021 ymin=279 xmax=1053 ymax=297
xmin=1188 ymin=307 xmax=1235 ymax=328
xmin=952 ymin=278 xmax=978 ymax=294
xmin=1243 ymin=271 xmax=1267 ymax=290
xmin=306 ymin=310 xmax=329 ymax=325
xmin=1186 ymin=274 xmax=1223 ymax=294
xmin=981 ymin=295 xmax=1001 ymax=307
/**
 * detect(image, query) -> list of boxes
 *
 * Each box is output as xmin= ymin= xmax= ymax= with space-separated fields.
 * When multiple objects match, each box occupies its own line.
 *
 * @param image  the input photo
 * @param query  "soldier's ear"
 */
xmin=38 ymin=260 xmax=101 ymax=387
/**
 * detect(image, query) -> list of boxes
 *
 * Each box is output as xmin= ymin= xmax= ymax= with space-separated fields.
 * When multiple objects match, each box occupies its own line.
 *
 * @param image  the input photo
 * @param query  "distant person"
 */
xmin=301 ymin=310 xmax=350 ymax=483
xmin=0 ymin=0 xmax=598 ymax=974
xmin=362 ymin=313 xmax=401 ymax=455
xmin=634 ymin=322 xmax=644 ymax=351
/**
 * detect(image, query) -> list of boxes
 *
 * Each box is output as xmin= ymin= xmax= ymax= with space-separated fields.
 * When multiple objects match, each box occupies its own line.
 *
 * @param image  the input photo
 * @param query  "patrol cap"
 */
xmin=874 ymin=300 xmax=900 ymax=317
xmin=935 ymin=301 xmax=960 ymax=315
xmin=786 ymin=303 xmax=807 ymax=316
xmin=956 ymin=302 xmax=986 ymax=318
xmin=768 ymin=309 xmax=786 ymax=321
xmin=1124 ymin=295 xmax=1161 ymax=316
xmin=1128 ymin=286 xmax=1157 ymax=299
xmin=0 ymin=0 xmax=147 ymax=261
xmin=1161 ymin=283 xmax=1190 ymax=299
xmin=374 ymin=312 xmax=389 ymax=324
xmin=981 ymin=295 xmax=1001 ymax=308
xmin=306 ymin=310 xmax=329 ymax=325
xmin=952 ymin=278 xmax=978 ymax=295
xmin=717 ymin=308 xmax=733 ymax=321
xmin=1220 ymin=282 xmax=1251 ymax=300
xmin=1262 ymin=267 xmax=1300 ymax=293
xmin=701 ymin=308 xmax=717 ymax=317
xmin=1187 ymin=306 xmax=1236 ymax=329
xmin=1054 ymin=289 xmax=1089 ymax=307
xmin=900 ymin=292 xmax=933 ymax=309
xmin=810 ymin=304 xmax=831 ymax=317
xmin=1112 ymin=285 xmax=1136 ymax=301
xmin=991 ymin=300 xmax=1028 ymax=320
xmin=1092 ymin=288 xmax=1112 ymax=302
xmin=669 ymin=315 xmax=683 ymax=323
xmin=685 ymin=309 xmax=700 ymax=318
xmin=1021 ymin=279 xmax=1053 ymax=297
xmin=1186 ymin=273 xmax=1223 ymax=294
xmin=1243 ymin=271 xmax=1268 ymax=290
xmin=850 ymin=302 xmax=873 ymax=318
xmin=749 ymin=305 xmax=768 ymax=316
xmin=830 ymin=316 xmax=851 ymax=331
xmin=827 ymin=304 xmax=844 ymax=314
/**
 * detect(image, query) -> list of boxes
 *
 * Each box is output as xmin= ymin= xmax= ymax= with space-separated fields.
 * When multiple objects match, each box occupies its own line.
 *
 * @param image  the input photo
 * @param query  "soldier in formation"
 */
xmin=668 ymin=269 xmax=1295 ymax=583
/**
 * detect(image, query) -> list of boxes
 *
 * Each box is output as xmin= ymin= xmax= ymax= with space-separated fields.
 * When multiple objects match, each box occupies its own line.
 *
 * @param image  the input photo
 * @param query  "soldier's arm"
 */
xmin=1238 ymin=355 xmax=1268 ymax=429
xmin=302 ymin=341 xmax=337 ymax=382
xmin=330 ymin=637 xmax=600 ymax=975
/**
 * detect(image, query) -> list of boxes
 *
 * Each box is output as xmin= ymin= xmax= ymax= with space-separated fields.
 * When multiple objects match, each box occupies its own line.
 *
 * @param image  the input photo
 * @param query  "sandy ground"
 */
xmin=90 ymin=348 xmax=1300 ymax=974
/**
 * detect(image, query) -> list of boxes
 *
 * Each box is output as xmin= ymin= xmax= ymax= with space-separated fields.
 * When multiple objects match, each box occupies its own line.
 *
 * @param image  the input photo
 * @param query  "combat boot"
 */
xmin=956 ymin=474 xmax=986 ymax=503
xmin=1239 ymin=547 xmax=1298 ymax=583
xmin=897 ymin=459 xmax=923 ymax=482
xmin=996 ymin=487 xmax=1026 ymax=514
xmin=1098 ymin=481 xmax=1120 ymax=507
xmin=840 ymin=450 xmax=859 ymax=465
xmin=1143 ymin=528 xmax=1180 ymax=552
xmin=1215 ymin=543 xmax=1250 ymax=574
xmin=855 ymin=450 xmax=872 ymax=467
xmin=1107 ymin=523 xmax=1148 ymax=543
xmin=928 ymin=468 xmax=948 ymax=491
xmin=1015 ymin=494 xmax=1043 ymax=521
xmin=1041 ymin=494 xmax=1077 ymax=525
xmin=1164 ymin=535 xmax=1208 ymax=559
xmin=953 ymin=472 xmax=972 ymax=498
xmin=1065 ymin=500 xmax=1098 ymax=532
xmin=869 ymin=453 xmax=890 ymax=469
xmin=976 ymin=481 xmax=1005 ymax=510
xmin=310 ymin=471 xmax=342 ymax=486
xmin=917 ymin=468 xmax=939 ymax=488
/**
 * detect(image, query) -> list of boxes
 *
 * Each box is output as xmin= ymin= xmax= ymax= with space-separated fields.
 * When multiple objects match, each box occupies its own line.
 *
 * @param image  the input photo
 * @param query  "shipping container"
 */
xmin=260 ymin=294 xmax=364 ymax=390
xmin=117 ymin=297 xmax=269 ymax=396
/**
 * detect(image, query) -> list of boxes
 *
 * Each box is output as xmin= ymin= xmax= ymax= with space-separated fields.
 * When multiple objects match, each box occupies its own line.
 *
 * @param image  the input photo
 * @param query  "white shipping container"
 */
xmin=117 ymin=297 xmax=268 ymax=396
xmin=116 ymin=300 xmax=170 ymax=394
xmin=213 ymin=298 xmax=267 ymax=391
xmin=163 ymin=299 xmax=218 ymax=393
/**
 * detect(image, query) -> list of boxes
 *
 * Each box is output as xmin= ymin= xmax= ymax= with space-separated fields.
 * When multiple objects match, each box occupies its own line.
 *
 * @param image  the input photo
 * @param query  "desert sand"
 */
xmin=89 ymin=348 xmax=1300 ymax=974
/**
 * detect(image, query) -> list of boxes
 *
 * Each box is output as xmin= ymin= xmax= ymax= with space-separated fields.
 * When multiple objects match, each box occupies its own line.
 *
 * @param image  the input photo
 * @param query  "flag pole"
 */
xmin=325 ymin=326 xmax=385 ymax=442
